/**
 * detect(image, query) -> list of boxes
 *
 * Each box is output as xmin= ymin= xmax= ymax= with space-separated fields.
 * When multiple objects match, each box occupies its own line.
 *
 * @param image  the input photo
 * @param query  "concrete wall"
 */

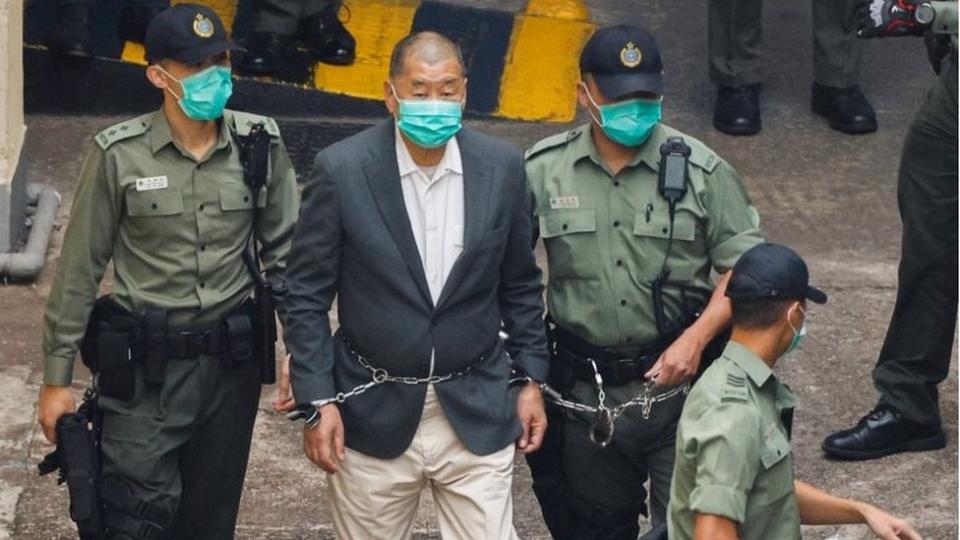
xmin=0 ymin=1 xmax=26 ymax=253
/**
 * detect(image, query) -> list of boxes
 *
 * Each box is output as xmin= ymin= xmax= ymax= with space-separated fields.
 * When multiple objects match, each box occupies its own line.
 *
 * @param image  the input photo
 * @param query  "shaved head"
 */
xmin=389 ymin=31 xmax=465 ymax=79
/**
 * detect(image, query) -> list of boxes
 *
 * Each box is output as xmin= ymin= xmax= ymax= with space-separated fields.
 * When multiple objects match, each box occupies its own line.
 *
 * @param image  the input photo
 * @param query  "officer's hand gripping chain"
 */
xmin=540 ymin=360 xmax=689 ymax=448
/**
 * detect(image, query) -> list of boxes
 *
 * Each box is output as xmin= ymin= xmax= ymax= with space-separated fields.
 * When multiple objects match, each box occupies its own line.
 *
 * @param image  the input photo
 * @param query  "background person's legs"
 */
xmin=809 ymin=0 xmax=877 ymax=133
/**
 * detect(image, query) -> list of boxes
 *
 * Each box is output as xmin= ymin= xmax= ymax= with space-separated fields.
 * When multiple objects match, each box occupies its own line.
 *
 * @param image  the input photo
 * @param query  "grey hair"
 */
xmin=388 ymin=31 xmax=465 ymax=79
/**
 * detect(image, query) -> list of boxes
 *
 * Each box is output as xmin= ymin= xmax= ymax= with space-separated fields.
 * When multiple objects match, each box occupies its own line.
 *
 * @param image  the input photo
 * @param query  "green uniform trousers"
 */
xmin=708 ymin=0 xmax=863 ymax=88
xmin=99 ymin=354 xmax=262 ymax=539
xmin=873 ymin=54 xmax=958 ymax=426
xmin=527 ymin=376 xmax=684 ymax=540
xmin=254 ymin=0 xmax=333 ymax=35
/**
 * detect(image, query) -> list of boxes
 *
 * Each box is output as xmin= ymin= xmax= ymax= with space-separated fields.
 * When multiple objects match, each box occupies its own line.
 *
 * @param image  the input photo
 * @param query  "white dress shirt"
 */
xmin=395 ymin=127 xmax=465 ymax=306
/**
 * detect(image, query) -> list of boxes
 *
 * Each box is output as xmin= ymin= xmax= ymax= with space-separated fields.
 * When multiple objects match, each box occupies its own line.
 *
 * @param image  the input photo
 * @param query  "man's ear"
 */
xmin=145 ymin=65 xmax=168 ymax=91
xmin=785 ymin=300 xmax=803 ymax=327
xmin=576 ymin=79 xmax=591 ymax=110
xmin=383 ymin=80 xmax=398 ymax=117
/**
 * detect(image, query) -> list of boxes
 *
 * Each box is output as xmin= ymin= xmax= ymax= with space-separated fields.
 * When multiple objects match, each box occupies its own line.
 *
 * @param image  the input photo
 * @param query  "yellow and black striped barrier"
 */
xmin=25 ymin=0 xmax=595 ymax=122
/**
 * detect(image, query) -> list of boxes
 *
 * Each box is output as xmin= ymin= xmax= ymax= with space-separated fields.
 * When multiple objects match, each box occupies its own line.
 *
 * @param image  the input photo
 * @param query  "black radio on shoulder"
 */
xmin=658 ymin=136 xmax=690 ymax=213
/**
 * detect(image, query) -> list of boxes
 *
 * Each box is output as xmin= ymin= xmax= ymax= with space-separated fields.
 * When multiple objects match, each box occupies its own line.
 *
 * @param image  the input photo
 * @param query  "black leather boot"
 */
xmin=822 ymin=406 xmax=946 ymax=460
xmin=713 ymin=84 xmax=761 ymax=136
xmin=238 ymin=33 xmax=291 ymax=75
xmin=811 ymin=83 xmax=878 ymax=134
xmin=300 ymin=4 xmax=356 ymax=66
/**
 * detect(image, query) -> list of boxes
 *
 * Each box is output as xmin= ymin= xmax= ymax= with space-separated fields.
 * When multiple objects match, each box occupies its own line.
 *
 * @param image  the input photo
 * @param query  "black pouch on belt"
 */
xmin=223 ymin=312 xmax=254 ymax=367
xmin=97 ymin=330 xmax=136 ymax=401
xmin=142 ymin=307 xmax=168 ymax=385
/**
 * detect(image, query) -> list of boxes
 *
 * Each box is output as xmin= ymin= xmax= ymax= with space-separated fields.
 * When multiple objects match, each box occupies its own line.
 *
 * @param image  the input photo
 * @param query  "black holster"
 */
xmin=38 ymin=395 xmax=103 ymax=539
xmin=253 ymin=282 xmax=278 ymax=384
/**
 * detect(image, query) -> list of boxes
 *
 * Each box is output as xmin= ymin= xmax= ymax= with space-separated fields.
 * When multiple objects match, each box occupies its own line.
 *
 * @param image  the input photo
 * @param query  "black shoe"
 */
xmin=822 ymin=406 xmax=946 ymax=460
xmin=300 ymin=4 xmax=356 ymax=66
xmin=811 ymin=83 xmax=878 ymax=134
xmin=713 ymin=84 xmax=762 ymax=136
xmin=120 ymin=4 xmax=167 ymax=44
xmin=48 ymin=0 xmax=92 ymax=58
xmin=238 ymin=33 xmax=291 ymax=75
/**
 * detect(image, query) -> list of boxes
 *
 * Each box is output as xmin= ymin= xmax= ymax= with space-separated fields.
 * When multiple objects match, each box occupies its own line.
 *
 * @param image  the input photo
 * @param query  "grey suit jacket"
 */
xmin=284 ymin=119 xmax=550 ymax=459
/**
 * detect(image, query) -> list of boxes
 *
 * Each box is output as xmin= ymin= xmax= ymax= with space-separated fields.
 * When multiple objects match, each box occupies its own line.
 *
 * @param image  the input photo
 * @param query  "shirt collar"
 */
xmin=394 ymin=125 xmax=463 ymax=179
xmin=149 ymin=109 xmax=174 ymax=154
xmin=635 ymin=123 xmax=666 ymax=171
xmin=723 ymin=340 xmax=775 ymax=388
xmin=570 ymin=122 xmax=659 ymax=176
xmin=149 ymin=108 xmax=232 ymax=158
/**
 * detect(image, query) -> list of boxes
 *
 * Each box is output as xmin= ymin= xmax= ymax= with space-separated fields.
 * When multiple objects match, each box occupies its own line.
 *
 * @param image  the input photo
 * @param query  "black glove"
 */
xmin=856 ymin=0 xmax=932 ymax=37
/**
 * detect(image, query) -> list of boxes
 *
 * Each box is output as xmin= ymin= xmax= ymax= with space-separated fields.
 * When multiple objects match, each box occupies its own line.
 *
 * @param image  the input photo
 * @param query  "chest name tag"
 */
xmin=550 ymin=196 xmax=580 ymax=210
xmin=136 ymin=176 xmax=168 ymax=192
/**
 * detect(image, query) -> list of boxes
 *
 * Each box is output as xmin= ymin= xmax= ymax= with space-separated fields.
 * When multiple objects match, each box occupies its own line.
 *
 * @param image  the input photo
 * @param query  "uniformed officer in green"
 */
xmin=35 ymin=5 xmax=299 ymax=539
xmin=524 ymin=25 xmax=763 ymax=539
xmin=668 ymin=242 xmax=920 ymax=540
xmin=823 ymin=0 xmax=957 ymax=461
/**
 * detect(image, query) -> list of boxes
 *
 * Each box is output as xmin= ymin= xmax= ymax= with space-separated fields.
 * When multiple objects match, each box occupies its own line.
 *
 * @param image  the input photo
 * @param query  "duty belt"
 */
xmin=553 ymin=326 xmax=669 ymax=386
xmin=165 ymin=323 xmax=225 ymax=359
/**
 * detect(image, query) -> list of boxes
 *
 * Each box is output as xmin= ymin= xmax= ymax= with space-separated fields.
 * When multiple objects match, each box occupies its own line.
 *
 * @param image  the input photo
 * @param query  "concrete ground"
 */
xmin=2 ymin=0 xmax=958 ymax=538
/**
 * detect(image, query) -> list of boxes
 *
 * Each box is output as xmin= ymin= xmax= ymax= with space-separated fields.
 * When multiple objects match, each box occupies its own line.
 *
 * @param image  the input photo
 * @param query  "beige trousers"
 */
xmin=328 ymin=385 xmax=520 ymax=540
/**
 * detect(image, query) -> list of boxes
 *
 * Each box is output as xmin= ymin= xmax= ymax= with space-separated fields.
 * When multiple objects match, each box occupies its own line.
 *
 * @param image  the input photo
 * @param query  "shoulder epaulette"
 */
xmin=94 ymin=114 xmax=151 ymax=150
xmin=525 ymin=129 xmax=581 ymax=160
xmin=720 ymin=371 xmax=749 ymax=402
xmin=658 ymin=125 xmax=721 ymax=173
xmin=228 ymin=110 xmax=281 ymax=138
xmin=688 ymin=141 xmax=721 ymax=173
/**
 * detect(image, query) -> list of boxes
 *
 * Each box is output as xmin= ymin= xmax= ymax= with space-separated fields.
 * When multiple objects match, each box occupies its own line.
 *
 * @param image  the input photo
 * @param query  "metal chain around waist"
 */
xmin=332 ymin=346 xmax=485 ymax=404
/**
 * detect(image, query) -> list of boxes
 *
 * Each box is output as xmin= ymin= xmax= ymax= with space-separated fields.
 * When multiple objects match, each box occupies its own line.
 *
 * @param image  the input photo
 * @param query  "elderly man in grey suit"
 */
xmin=283 ymin=31 xmax=550 ymax=539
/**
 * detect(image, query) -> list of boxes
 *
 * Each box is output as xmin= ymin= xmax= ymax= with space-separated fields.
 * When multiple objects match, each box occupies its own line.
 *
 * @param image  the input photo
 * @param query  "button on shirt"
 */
xmin=668 ymin=341 xmax=800 ymax=540
xmin=395 ymin=127 xmax=465 ymax=305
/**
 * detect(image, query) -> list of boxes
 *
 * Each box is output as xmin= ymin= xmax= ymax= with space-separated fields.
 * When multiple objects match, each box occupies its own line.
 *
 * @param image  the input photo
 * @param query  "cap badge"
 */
xmin=193 ymin=14 xmax=215 ymax=38
xmin=620 ymin=42 xmax=642 ymax=68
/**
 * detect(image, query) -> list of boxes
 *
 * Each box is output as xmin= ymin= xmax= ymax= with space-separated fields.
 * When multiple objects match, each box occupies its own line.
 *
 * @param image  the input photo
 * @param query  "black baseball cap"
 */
xmin=579 ymin=25 xmax=663 ymax=99
xmin=726 ymin=243 xmax=828 ymax=304
xmin=144 ymin=4 xmax=244 ymax=64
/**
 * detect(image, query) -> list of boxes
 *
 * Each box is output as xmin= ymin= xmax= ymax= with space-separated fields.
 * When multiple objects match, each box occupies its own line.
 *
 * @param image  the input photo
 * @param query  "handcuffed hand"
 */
xmin=516 ymin=382 xmax=547 ymax=454
xmin=303 ymin=403 xmax=346 ymax=474
xmin=857 ymin=0 xmax=931 ymax=38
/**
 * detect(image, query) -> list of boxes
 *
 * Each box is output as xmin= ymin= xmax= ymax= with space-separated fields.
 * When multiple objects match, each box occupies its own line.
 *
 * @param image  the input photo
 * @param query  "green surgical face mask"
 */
xmin=582 ymin=83 xmax=662 ymax=147
xmin=786 ymin=306 xmax=808 ymax=354
xmin=160 ymin=65 xmax=233 ymax=121
xmin=390 ymin=83 xmax=464 ymax=149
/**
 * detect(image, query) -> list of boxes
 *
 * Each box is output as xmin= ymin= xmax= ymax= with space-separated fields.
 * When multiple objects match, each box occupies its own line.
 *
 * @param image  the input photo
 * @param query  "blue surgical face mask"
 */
xmin=786 ymin=305 xmax=808 ymax=354
xmin=390 ymin=83 xmax=464 ymax=149
xmin=160 ymin=65 xmax=233 ymax=121
xmin=582 ymin=83 xmax=662 ymax=147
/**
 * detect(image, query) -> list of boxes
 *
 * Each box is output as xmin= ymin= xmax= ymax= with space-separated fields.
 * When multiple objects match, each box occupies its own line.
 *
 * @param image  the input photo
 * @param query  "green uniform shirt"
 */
xmin=667 ymin=341 xmax=800 ymax=540
xmin=42 ymin=109 xmax=300 ymax=386
xmin=525 ymin=123 xmax=763 ymax=347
